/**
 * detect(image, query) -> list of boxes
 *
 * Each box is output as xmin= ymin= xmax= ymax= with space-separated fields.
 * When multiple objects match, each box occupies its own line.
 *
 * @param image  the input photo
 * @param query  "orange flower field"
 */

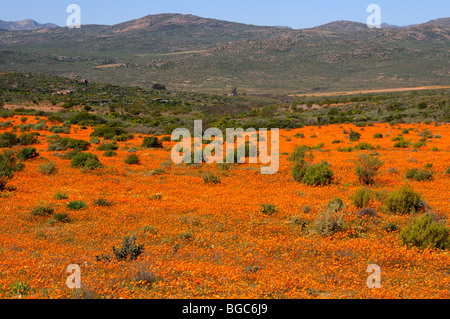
xmin=0 ymin=115 xmax=449 ymax=299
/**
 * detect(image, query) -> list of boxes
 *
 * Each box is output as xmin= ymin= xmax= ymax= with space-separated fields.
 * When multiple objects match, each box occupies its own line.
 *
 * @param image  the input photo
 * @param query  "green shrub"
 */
xmin=406 ymin=168 xmax=433 ymax=181
xmin=54 ymin=191 xmax=68 ymax=200
xmin=142 ymin=136 xmax=163 ymax=148
xmin=125 ymin=154 xmax=140 ymax=165
xmin=313 ymin=209 xmax=345 ymax=236
xmin=0 ymin=150 xmax=24 ymax=191
xmin=97 ymin=142 xmax=118 ymax=151
xmin=62 ymin=149 xmax=81 ymax=160
xmin=160 ymin=136 xmax=171 ymax=142
xmin=393 ymin=140 xmax=410 ymax=148
xmin=103 ymin=150 xmax=117 ymax=157
xmin=113 ymin=133 xmax=134 ymax=142
xmin=20 ymin=123 xmax=34 ymax=132
xmin=38 ymin=162 xmax=57 ymax=175
xmin=384 ymin=184 xmax=424 ymax=215
xmin=48 ymin=125 xmax=70 ymax=134
xmin=70 ymin=152 xmax=102 ymax=170
xmin=413 ymin=140 xmax=426 ymax=149
xmin=89 ymin=137 xmax=100 ymax=144
xmin=52 ymin=213 xmax=72 ymax=224
xmin=352 ymin=188 xmax=372 ymax=208
xmin=150 ymin=168 xmax=165 ymax=175
xmin=288 ymin=145 xmax=310 ymax=163
xmin=373 ymin=133 xmax=383 ymax=138
xmin=30 ymin=205 xmax=54 ymax=217
xmin=0 ymin=132 xmax=18 ymax=148
xmin=17 ymin=147 xmax=38 ymax=161
xmin=90 ymin=122 xmax=127 ymax=140
xmin=301 ymin=161 xmax=334 ymax=186
xmin=354 ymin=154 xmax=383 ymax=185
xmin=417 ymin=102 xmax=427 ymax=109
xmin=327 ymin=197 xmax=344 ymax=213
xmin=67 ymin=201 xmax=87 ymax=210
xmin=354 ymin=142 xmax=374 ymax=150
xmin=18 ymin=132 xmax=39 ymax=146
xmin=391 ymin=136 xmax=403 ymax=142
xmin=291 ymin=158 xmax=308 ymax=182
xmin=349 ymin=129 xmax=361 ymax=142
xmin=260 ymin=204 xmax=277 ymax=216
xmin=112 ymin=235 xmax=144 ymax=261
xmin=47 ymin=138 xmax=90 ymax=152
xmin=446 ymin=167 xmax=450 ymax=175
xmin=94 ymin=198 xmax=113 ymax=207
xmin=203 ymin=172 xmax=221 ymax=184
xmin=337 ymin=146 xmax=353 ymax=152
xmin=69 ymin=112 xmax=106 ymax=126
xmin=400 ymin=214 xmax=450 ymax=250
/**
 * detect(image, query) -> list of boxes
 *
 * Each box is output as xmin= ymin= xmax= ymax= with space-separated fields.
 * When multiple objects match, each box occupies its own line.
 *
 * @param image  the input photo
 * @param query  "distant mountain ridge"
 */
xmin=0 ymin=14 xmax=448 ymax=94
xmin=0 ymin=19 xmax=58 ymax=31
xmin=1 ymin=14 xmax=449 ymax=32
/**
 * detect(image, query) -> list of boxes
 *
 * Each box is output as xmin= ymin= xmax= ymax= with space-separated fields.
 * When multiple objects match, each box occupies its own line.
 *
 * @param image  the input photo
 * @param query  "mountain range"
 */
xmin=0 ymin=14 xmax=448 ymax=94
xmin=0 ymin=19 xmax=58 ymax=31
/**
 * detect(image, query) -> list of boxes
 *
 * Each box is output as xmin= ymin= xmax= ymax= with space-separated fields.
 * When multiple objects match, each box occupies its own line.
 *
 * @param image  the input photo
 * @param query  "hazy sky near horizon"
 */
xmin=0 ymin=0 xmax=448 ymax=29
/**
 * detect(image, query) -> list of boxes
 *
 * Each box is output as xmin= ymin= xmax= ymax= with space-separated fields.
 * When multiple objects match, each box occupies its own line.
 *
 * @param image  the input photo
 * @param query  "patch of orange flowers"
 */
xmin=0 ymin=115 xmax=449 ymax=299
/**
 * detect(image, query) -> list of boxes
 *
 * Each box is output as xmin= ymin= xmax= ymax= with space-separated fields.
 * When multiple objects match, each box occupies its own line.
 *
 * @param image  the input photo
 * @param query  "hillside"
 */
xmin=0 ymin=14 xmax=448 ymax=94
xmin=0 ymin=19 xmax=58 ymax=31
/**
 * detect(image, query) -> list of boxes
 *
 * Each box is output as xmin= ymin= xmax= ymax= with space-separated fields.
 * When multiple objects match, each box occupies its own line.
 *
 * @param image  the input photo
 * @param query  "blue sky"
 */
xmin=0 ymin=0 xmax=448 ymax=28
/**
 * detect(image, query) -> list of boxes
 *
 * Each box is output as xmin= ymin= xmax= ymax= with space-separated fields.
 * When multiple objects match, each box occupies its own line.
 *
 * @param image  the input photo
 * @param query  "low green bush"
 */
xmin=67 ymin=200 xmax=87 ymax=210
xmin=354 ymin=142 xmax=374 ymax=150
xmin=313 ymin=209 xmax=345 ymax=236
xmin=413 ymin=140 xmax=426 ymax=149
xmin=142 ymin=136 xmax=163 ymax=148
xmin=349 ymin=129 xmax=361 ymax=142
xmin=70 ymin=152 xmax=102 ymax=170
xmin=301 ymin=161 xmax=333 ymax=186
xmin=384 ymin=184 xmax=424 ymax=215
xmin=327 ymin=197 xmax=344 ymax=213
xmin=406 ymin=168 xmax=433 ymax=181
xmin=354 ymin=154 xmax=383 ymax=185
xmin=97 ymin=142 xmax=118 ymax=151
xmin=90 ymin=122 xmax=127 ymax=140
xmin=103 ymin=150 xmax=117 ymax=157
xmin=94 ymin=198 xmax=114 ymax=207
xmin=0 ymin=132 xmax=18 ymax=148
xmin=0 ymin=150 xmax=24 ymax=191
xmin=125 ymin=154 xmax=140 ymax=165
xmin=52 ymin=213 xmax=72 ymax=224
xmin=112 ymin=235 xmax=144 ymax=261
xmin=53 ymin=191 xmax=68 ymax=200
xmin=17 ymin=147 xmax=38 ymax=161
xmin=30 ymin=205 xmax=54 ymax=217
xmin=393 ymin=140 xmax=410 ymax=148
xmin=352 ymin=188 xmax=372 ymax=208
xmin=47 ymin=137 xmax=90 ymax=152
xmin=203 ymin=172 xmax=221 ymax=184
xmin=400 ymin=214 xmax=450 ymax=250
xmin=260 ymin=204 xmax=277 ymax=216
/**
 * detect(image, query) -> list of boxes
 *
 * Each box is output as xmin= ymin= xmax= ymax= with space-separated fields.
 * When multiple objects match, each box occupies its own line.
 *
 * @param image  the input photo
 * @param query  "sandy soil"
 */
xmin=289 ymin=85 xmax=450 ymax=97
